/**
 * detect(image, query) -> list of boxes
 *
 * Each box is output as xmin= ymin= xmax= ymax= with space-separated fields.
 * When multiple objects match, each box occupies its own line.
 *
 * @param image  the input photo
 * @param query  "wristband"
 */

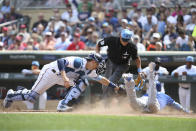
xmin=137 ymin=68 xmax=142 ymax=73
xmin=108 ymin=82 xmax=117 ymax=89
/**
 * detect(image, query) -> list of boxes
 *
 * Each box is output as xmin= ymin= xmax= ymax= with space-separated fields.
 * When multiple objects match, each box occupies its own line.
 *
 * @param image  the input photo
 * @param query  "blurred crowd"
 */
xmin=0 ymin=0 xmax=196 ymax=51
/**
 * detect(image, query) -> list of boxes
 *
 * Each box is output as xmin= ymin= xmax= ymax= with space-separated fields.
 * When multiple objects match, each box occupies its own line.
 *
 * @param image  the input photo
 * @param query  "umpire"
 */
xmin=96 ymin=29 xmax=142 ymax=100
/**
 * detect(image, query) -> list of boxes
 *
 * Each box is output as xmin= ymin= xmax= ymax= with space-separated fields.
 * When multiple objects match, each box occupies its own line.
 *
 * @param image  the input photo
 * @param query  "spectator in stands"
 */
xmin=0 ymin=42 xmax=5 ymax=51
xmin=54 ymin=32 xmax=71 ymax=51
xmin=81 ymin=17 xmax=97 ymax=37
xmin=163 ymin=24 xmax=178 ymax=51
xmin=78 ymin=0 xmax=93 ymax=13
xmin=1 ymin=27 xmax=9 ymax=49
xmin=182 ymin=7 xmax=191 ymax=25
xmin=172 ymin=4 xmax=183 ymax=17
xmin=150 ymin=4 xmax=157 ymax=17
xmin=31 ymin=33 xmax=42 ymax=47
xmin=78 ymin=0 xmax=92 ymax=21
xmin=40 ymin=32 xmax=55 ymax=50
xmin=155 ymin=42 xmax=163 ymax=51
xmin=157 ymin=3 xmax=166 ymax=21
xmin=8 ymin=36 xmax=27 ymax=50
xmin=85 ymin=30 xmax=98 ymax=50
xmin=176 ymin=29 xmax=190 ymax=51
xmin=18 ymin=24 xmax=31 ymax=43
xmin=91 ymin=4 xmax=105 ymax=23
xmin=61 ymin=4 xmax=79 ymax=26
xmin=1 ymin=0 xmax=10 ymax=14
xmin=129 ymin=21 xmax=142 ymax=38
xmin=186 ymin=10 xmax=196 ymax=35
xmin=0 ymin=11 xmax=3 ymax=23
xmin=9 ymin=6 xmax=23 ymax=20
xmin=45 ymin=15 xmax=65 ymax=35
xmin=82 ymin=28 xmax=93 ymax=43
xmin=145 ymin=22 xmax=158 ymax=40
xmin=100 ymin=22 xmax=115 ymax=38
xmin=176 ymin=15 xmax=185 ymax=33
xmin=26 ymin=38 xmax=39 ymax=50
xmin=144 ymin=7 xmax=158 ymax=26
xmin=7 ymin=30 xmax=16 ymax=49
xmin=54 ymin=13 xmax=65 ymax=34
xmin=132 ymin=13 xmax=142 ymax=29
xmin=157 ymin=13 xmax=167 ymax=36
xmin=104 ymin=0 xmax=121 ymax=13
xmin=142 ymin=14 xmax=157 ymax=36
xmin=128 ymin=2 xmax=138 ymax=19
xmin=166 ymin=8 xmax=177 ymax=25
xmin=35 ymin=24 xmax=45 ymax=37
xmin=55 ymin=24 xmax=67 ymax=38
xmin=132 ymin=35 xmax=146 ymax=51
xmin=117 ymin=19 xmax=128 ymax=33
xmin=1 ymin=12 xmax=12 ymax=23
xmin=146 ymin=33 xmax=161 ymax=51
xmin=187 ymin=35 xmax=195 ymax=51
xmin=121 ymin=8 xmax=130 ymax=21
xmin=67 ymin=32 xmax=85 ymax=50
xmin=32 ymin=13 xmax=48 ymax=31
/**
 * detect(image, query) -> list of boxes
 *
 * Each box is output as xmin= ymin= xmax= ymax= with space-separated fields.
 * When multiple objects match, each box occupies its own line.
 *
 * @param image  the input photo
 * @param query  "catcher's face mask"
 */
xmin=96 ymin=60 xmax=106 ymax=75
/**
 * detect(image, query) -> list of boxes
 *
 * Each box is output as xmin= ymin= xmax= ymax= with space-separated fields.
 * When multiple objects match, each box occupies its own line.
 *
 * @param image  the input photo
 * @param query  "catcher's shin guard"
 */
xmin=3 ymin=89 xmax=14 ymax=108
xmin=62 ymin=86 xmax=82 ymax=106
xmin=5 ymin=88 xmax=39 ymax=103
xmin=57 ymin=86 xmax=82 ymax=112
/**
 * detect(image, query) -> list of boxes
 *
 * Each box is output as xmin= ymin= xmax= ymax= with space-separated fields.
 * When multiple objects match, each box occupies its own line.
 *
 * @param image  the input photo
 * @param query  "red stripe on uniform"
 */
xmin=32 ymin=68 xmax=50 ymax=92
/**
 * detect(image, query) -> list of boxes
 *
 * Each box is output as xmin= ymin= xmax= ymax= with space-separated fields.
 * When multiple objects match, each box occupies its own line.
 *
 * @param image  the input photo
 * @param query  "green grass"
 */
xmin=0 ymin=113 xmax=195 ymax=131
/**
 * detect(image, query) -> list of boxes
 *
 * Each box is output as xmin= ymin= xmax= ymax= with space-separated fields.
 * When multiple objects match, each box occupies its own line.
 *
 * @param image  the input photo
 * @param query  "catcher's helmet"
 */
xmin=86 ymin=53 xmax=103 ymax=63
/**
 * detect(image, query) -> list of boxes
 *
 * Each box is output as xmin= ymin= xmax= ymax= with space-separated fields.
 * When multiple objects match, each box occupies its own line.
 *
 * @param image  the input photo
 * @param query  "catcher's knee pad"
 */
xmin=62 ymin=86 xmax=82 ymax=106
xmin=8 ymin=88 xmax=39 ymax=103
xmin=26 ymin=90 xmax=40 ymax=103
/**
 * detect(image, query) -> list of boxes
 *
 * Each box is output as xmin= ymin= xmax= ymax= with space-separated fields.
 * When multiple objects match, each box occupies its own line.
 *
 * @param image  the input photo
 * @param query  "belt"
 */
xmin=52 ymin=69 xmax=61 ymax=76
xmin=181 ymin=87 xmax=190 ymax=90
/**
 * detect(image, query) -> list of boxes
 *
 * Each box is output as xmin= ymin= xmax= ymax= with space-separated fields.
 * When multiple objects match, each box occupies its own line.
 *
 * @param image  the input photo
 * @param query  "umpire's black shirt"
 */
xmin=98 ymin=36 xmax=138 ymax=65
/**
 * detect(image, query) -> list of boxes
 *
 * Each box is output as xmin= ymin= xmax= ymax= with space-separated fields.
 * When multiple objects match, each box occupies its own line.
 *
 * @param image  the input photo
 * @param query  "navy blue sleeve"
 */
xmin=57 ymin=58 xmax=68 ymax=71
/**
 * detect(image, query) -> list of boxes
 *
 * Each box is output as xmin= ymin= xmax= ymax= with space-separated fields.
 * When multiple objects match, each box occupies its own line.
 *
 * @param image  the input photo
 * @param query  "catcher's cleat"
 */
xmin=57 ymin=100 xmax=73 ymax=112
xmin=3 ymin=89 xmax=14 ymax=108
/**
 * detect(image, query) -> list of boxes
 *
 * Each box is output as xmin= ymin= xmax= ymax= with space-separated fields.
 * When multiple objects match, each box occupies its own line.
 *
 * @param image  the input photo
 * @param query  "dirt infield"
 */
xmin=1 ymin=99 xmax=196 ymax=118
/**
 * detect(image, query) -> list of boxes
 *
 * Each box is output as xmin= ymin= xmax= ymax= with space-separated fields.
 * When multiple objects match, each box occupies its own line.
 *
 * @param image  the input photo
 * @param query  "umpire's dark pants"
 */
xmin=102 ymin=59 xmax=129 ymax=99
